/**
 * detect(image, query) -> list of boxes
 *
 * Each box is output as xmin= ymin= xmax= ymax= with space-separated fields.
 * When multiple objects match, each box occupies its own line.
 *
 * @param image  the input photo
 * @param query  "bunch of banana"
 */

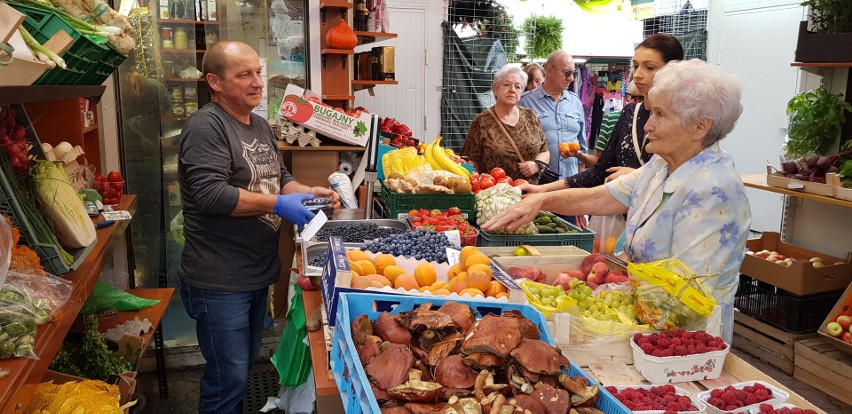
xmin=425 ymin=137 xmax=471 ymax=180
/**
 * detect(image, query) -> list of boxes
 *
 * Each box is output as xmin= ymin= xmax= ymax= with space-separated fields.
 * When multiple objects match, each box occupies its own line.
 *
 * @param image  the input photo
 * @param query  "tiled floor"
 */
xmin=135 ymin=349 xmax=852 ymax=413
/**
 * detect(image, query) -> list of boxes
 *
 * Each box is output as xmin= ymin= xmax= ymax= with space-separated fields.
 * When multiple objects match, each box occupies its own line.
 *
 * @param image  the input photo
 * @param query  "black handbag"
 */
xmin=488 ymin=108 xmax=559 ymax=184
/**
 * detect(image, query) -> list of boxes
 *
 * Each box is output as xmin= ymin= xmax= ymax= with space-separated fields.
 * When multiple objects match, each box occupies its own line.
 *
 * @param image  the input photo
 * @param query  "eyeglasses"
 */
xmin=550 ymin=66 xmax=576 ymax=79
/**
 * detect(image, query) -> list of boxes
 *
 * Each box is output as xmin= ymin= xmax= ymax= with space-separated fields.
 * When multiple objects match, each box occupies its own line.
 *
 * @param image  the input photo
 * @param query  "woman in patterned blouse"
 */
xmin=461 ymin=65 xmax=550 ymax=183
xmin=483 ymin=60 xmax=752 ymax=343
xmin=522 ymin=34 xmax=684 ymax=192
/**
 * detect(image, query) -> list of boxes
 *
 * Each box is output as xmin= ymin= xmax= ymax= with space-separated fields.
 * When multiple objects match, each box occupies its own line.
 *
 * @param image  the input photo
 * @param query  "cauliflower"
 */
xmin=475 ymin=184 xmax=537 ymax=235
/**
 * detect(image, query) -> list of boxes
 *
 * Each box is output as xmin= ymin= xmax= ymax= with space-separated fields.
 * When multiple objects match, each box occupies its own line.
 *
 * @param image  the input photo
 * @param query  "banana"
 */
xmin=423 ymin=139 xmax=443 ymax=171
xmin=432 ymin=137 xmax=470 ymax=180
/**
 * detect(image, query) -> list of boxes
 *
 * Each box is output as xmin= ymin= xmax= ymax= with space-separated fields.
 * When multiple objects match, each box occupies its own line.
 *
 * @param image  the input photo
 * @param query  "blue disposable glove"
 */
xmin=274 ymin=194 xmax=315 ymax=226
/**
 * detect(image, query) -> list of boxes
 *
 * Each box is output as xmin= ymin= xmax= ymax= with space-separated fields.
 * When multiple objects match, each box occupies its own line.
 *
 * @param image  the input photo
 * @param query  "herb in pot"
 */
xmin=785 ymin=88 xmax=852 ymax=158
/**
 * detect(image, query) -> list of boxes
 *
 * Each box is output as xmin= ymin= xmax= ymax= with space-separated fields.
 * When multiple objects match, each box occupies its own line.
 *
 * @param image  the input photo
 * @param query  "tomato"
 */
xmin=470 ymin=171 xmax=480 ymax=181
xmin=512 ymin=179 xmax=528 ymax=187
xmin=471 ymin=179 xmax=480 ymax=193
xmin=94 ymin=174 xmax=105 ymax=182
xmin=280 ymin=96 xmax=314 ymax=124
xmin=496 ymin=177 xmax=512 ymax=185
xmin=111 ymin=182 xmax=124 ymax=192
xmin=490 ymin=168 xmax=506 ymax=181
xmin=479 ymin=176 xmax=495 ymax=190
xmin=106 ymin=171 xmax=122 ymax=183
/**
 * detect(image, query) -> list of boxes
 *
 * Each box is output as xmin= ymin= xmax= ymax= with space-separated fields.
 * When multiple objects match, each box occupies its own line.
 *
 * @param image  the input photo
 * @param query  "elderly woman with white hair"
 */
xmin=461 ymin=65 xmax=550 ymax=184
xmin=483 ymin=59 xmax=752 ymax=343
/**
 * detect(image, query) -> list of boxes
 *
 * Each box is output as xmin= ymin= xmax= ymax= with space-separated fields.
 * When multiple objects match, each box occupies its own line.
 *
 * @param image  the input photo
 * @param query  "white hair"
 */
xmin=648 ymin=59 xmax=743 ymax=146
xmin=493 ymin=65 xmax=528 ymax=89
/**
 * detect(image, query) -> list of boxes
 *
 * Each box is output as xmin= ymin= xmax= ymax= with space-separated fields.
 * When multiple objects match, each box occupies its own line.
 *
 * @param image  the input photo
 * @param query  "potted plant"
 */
xmin=785 ymin=88 xmax=852 ymax=158
xmin=795 ymin=0 xmax=852 ymax=62
xmin=522 ymin=16 xmax=563 ymax=60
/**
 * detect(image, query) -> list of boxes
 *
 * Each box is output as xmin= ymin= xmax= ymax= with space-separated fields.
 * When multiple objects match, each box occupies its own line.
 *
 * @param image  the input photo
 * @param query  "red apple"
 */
xmin=842 ymin=332 xmax=852 ymax=344
xmin=837 ymin=315 xmax=852 ymax=331
xmin=827 ymin=321 xmax=844 ymax=337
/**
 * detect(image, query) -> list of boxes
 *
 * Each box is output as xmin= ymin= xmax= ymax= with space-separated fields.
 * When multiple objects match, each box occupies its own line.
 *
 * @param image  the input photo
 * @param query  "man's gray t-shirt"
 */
xmin=178 ymin=103 xmax=295 ymax=291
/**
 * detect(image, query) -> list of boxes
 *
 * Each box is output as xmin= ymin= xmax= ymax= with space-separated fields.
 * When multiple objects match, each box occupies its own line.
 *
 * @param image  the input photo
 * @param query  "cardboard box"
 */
xmin=320 ymin=237 xmax=524 ymax=326
xmin=817 ymin=281 xmax=852 ymax=356
xmin=42 ymin=370 xmax=137 ymax=407
xmin=742 ymin=232 xmax=852 ymax=296
xmin=291 ymin=151 xmax=339 ymax=187
xmin=278 ymin=84 xmax=372 ymax=146
xmin=765 ymin=165 xmax=834 ymax=197
xmin=828 ymin=173 xmax=852 ymax=202
xmin=371 ymin=46 xmax=394 ymax=81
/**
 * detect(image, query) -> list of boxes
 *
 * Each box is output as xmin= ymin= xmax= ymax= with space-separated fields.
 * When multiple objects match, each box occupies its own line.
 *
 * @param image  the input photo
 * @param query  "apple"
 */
xmin=827 ymin=321 xmax=844 ymax=337
xmin=773 ymin=254 xmax=787 ymax=261
xmin=746 ymin=250 xmax=755 ymax=256
xmin=581 ymin=253 xmax=606 ymax=275
xmin=837 ymin=315 xmax=852 ymax=331
xmin=809 ymin=257 xmax=823 ymax=263
xmin=842 ymin=332 xmax=852 ymax=344
xmin=813 ymin=262 xmax=826 ymax=268
xmin=587 ymin=262 xmax=609 ymax=286
xmin=754 ymin=250 xmax=771 ymax=259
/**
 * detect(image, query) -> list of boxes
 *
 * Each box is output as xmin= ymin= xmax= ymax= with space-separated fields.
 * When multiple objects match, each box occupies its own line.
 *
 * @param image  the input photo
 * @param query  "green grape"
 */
xmin=527 ymin=286 xmax=540 ymax=296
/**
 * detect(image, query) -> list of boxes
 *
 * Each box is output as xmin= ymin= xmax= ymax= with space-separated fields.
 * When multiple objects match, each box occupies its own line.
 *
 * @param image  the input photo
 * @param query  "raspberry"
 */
xmin=633 ymin=333 xmax=644 ymax=343
xmin=605 ymin=386 xmax=617 ymax=393
xmin=687 ymin=344 xmax=697 ymax=354
xmin=725 ymin=405 xmax=738 ymax=411
xmin=657 ymin=338 xmax=671 ymax=348
xmin=744 ymin=395 xmax=760 ymax=405
xmin=640 ymin=343 xmax=654 ymax=354
xmin=759 ymin=404 xmax=773 ymax=411
xmin=663 ymin=349 xmax=674 ymax=357
xmin=695 ymin=344 xmax=708 ymax=353
xmin=720 ymin=391 xmax=738 ymax=406
xmin=671 ymin=337 xmax=683 ymax=346
xmin=674 ymin=345 xmax=689 ymax=356
xmin=652 ymin=349 xmax=665 ymax=357
xmin=677 ymin=396 xmax=691 ymax=406
xmin=743 ymin=386 xmax=755 ymax=393
xmin=663 ymin=411 xmax=677 ymax=414
xmin=711 ymin=389 xmax=723 ymax=398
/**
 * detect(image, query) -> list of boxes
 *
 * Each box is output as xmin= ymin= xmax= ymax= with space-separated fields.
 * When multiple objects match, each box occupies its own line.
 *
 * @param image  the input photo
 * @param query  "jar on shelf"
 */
xmin=185 ymin=101 xmax=198 ymax=116
xmin=162 ymin=59 xmax=175 ymax=77
xmin=205 ymin=30 xmax=218 ymax=46
xmin=172 ymin=101 xmax=186 ymax=118
xmin=171 ymin=86 xmax=183 ymax=101
xmin=183 ymin=85 xmax=197 ymax=101
xmin=175 ymin=28 xmax=189 ymax=50
xmin=161 ymin=26 xmax=174 ymax=49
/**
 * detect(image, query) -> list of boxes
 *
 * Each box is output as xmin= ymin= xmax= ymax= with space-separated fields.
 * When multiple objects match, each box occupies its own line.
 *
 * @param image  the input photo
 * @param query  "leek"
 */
xmin=31 ymin=161 xmax=96 ymax=250
xmin=6 ymin=0 xmax=116 ymax=39
xmin=18 ymin=27 xmax=66 ymax=69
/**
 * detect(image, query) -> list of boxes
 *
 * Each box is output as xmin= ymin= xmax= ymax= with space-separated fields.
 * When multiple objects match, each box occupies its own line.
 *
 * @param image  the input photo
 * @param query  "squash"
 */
xmin=326 ymin=20 xmax=358 ymax=49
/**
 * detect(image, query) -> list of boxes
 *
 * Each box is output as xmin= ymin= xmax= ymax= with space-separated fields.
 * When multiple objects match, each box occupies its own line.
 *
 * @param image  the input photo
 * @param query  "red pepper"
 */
xmin=392 ymin=122 xmax=412 ymax=137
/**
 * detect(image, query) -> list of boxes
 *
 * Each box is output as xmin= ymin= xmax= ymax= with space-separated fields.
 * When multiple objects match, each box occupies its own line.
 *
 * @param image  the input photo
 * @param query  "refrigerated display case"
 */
xmin=116 ymin=0 xmax=310 ymax=347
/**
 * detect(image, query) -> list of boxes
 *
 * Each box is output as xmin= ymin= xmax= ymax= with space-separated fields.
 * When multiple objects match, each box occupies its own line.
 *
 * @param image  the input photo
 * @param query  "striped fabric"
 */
xmin=594 ymin=111 xmax=621 ymax=152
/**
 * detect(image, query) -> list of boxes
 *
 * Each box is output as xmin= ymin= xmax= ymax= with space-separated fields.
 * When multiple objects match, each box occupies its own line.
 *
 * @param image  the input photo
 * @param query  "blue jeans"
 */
xmin=180 ymin=281 xmax=268 ymax=414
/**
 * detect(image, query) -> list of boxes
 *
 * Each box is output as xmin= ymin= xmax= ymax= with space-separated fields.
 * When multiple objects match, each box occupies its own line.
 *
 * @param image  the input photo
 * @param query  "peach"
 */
xmin=466 ymin=263 xmax=493 ymax=278
xmin=414 ymin=263 xmax=437 ymax=287
xmin=365 ymin=274 xmax=391 ymax=287
xmin=466 ymin=269 xmax=492 ymax=292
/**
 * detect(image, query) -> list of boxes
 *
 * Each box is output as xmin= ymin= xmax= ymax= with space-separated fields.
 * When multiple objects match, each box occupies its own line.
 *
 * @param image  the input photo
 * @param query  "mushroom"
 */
xmin=444 ymin=396 xmax=483 ymax=414
xmin=434 ymin=355 xmax=478 ymax=389
xmin=462 ymin=315 xmax=523 ymax=358
xmin=506 ymin=365 xmax=534 ymax=395
xmin=404 ymin=402 xmax=449 ymax=414
xmin=357 ymin=335 xmax=383 ymax=365
xmin=409 ymin=309 xmax=460 ymax=350
xmin=568 ymin=409 xmax=604 ymax=414
xmin=427 ymin=337 xmax=462 ymax=366
xmin=473 ymin=370 xmax=509 ymax=401
xmin=509 ymin=339 xmax=571 ymax=376
xmin=441 ymin=387 xmax=473 ymax=401
xmin=508 ymin=395 xmax=545 ymax=413
xmin=367 ymin=343 xmax=415 ymax=390
xmin=371 ymin=381 xmax=393 ymax=404
xmin=462 ymin=353 xmax=505 ymax=371
xmin=438 ymin=302 xmax=476 ymax=335
xmin=381 ymin=406 xmax=412 ymax=414
xmin=502 ymin=310 xmax=540 ymax=340
xmin=352 ymin=314 xmax=374 ymax=345
xmin=530 ymin=384 xmax=571 ymax=414
xmin=375 ymin=312 xmax=412 ymax=345
xmin=557 ymin=374 xmax=598 ymax=407
xmin=387 ymin=369 xmax=444 ymax=403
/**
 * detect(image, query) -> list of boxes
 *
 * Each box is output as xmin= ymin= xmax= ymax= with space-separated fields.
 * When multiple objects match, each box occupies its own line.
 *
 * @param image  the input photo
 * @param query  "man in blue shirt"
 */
xmin=520 ymin=50 xmax=590 ymax=179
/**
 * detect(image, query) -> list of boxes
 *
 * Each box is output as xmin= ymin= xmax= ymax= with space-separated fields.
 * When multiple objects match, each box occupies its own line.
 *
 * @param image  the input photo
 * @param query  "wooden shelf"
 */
xmin=791 ymin=62 xmax=852 ymax=68
xmin=322 ymin=95 xmax=355 ymax=101
xmin=354 ymin=31 xmax=397 ymax=46
xmin=321 ymin=48 xmax=355 ymax=55
xmin=81 ymin=124 xmax=98 ymax=134
xmin=160 ymin=49 xmax=207 ymax=54
xmin=352 ymin=80 xmax=397 ymax=85
xmin=163 ymin=77 xmax=204 ymax=82
xmin=319 ymin=0 xmax=353 ymax=9
xmin=0 ymin=196 xmax=138 ymax=414
xmin=156 ymin=19 xmax=219 ymax=25
xmin=97 ymin=288 xmax=174 ymax=365
xmin=0 ymin=85 xmax=105 ymax=105
xmin=742 ymin=173 xmax=852 ymax=208
xmin=277 ymin=141 xmax=365 ymax=152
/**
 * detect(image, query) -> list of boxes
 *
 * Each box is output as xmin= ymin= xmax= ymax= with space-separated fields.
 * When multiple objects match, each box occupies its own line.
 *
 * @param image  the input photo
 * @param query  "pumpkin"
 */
xmin=326 ymin=20 xmax=358 ymax=49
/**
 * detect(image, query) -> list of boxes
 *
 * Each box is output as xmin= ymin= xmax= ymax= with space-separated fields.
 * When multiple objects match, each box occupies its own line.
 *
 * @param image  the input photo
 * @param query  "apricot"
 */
xmin=394 ymin=274 xmax=419 ymax=290
xmin=347 ymin=249 xmax=371 ymax=262
xmin=485 ymin=280 xmax=507 ymax=297
xmin=459 ymin=288 xmax=485 ymax=297
xmin=418 ymin=286 xmax=431 ymax=293
xmin=365 ymin=274 xmax=391 ymax=287
xmin=447 ymin=263 xmax=465 ymax=279
xmin=466 ymin=263 xmax=493 ymax=278
xmin=356 ymin=260 xmax=377 ymax=276
xmin=352 ymin=276 xmax=383 ymax=289
xmin=414 ymin=263 xmax=437 ymax=287
xmin=348 ymin=260 xmax=364 ymax=276
xmin=430 ymin=281 xmax=448 ymax=291
xmin=452 ymin=280 xmax=467 ymax=294
xmin=459 ymin=246 xmax=480 ymax=269
xmin=495 ymin=292 xmax=509 ymax=299
xmin=466 ymin=269 xmax=492 ymax=292
xmin=433 ymin=288 xmax=451 ymax=295
xmin=383 ymin=265 xmax=406 ymax=282
xmin=372 ymin=254 xmax=395 ymax=274
xmin=464 ymin=253 xmax=490 ymax=270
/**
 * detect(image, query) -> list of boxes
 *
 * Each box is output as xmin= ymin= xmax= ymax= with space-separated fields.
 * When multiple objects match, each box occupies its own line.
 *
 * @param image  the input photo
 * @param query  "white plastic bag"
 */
xmin=588 ymin=214 xmax=626 ymax=254
xmin=272 ymin=371 xmax=316 ymax=413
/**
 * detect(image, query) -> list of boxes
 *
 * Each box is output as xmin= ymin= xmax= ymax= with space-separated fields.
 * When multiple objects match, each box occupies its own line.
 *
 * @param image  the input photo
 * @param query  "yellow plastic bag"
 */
xmin=628 ymin=259 xmax=718 ymax=330
xmin=519 ymin=280 xmax=574 ymax=319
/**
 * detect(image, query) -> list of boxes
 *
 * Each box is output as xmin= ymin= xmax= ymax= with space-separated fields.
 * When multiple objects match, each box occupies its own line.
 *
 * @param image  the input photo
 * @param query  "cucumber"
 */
xmin=536 ymin=225 xmax=556 ymax=233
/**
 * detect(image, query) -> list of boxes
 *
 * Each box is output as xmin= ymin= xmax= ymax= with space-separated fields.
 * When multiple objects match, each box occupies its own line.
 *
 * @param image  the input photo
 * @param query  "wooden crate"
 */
xmin=732 ymin=311 xmax=814 ymax=375
xmin=794 ymin=336 xmax=852 ymax=407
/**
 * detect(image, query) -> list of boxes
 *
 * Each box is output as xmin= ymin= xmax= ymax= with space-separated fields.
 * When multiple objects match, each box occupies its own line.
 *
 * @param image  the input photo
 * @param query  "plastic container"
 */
xmin=735 ymin=274 xmax=843 ymax=333
xmin=697 ymin=381 xmax=789 ymax=414
xmin=331 ymin=292 xmax=629 ymax=414
xmin=478 ymin=216 xmax=595 ymax=252
xmin=608 ymin=385 xmax=707 ymax=414
xmin=630 ymin=337 xmax=729 ymax=384
xmin=380 ymin=182 xmax=476 ymax=222
xmin=748 ymin=403 xmax=807 ymax=413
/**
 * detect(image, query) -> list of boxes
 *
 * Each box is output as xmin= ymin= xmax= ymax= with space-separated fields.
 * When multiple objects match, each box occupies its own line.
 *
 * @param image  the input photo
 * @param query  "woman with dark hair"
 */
xmin=523 ymin=63 xmax=545 ymax=91
xmin=523 ymin=34 xmax=684 ymax=192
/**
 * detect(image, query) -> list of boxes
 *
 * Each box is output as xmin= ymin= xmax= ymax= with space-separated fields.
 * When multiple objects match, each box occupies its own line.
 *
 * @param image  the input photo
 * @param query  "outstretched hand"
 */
xmin=480 ymin=194 xmax=545 ymax=232
xmin=273 ymin=193 xmax=315 ymax=226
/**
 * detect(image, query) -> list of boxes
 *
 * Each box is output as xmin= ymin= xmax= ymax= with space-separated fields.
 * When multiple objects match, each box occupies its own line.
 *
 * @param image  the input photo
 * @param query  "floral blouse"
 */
xmin=604 ymin=142 xmax=752 ymax=308
xmin=461 ymin=107 xmax=548 ymax=183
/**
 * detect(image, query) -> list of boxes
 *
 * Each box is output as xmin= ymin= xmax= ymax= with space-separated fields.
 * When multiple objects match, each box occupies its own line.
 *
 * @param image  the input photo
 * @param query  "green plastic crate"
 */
xmin=478 ymin=215 xmax=595 ymax=251
xmin=380 ymin=182 xmax=476 ymax=222
xmin=13 ymin=4 xmax=125 ymax=85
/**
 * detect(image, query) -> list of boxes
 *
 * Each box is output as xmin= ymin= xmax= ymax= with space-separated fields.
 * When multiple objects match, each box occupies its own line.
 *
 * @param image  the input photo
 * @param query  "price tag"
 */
xmin=300 ymin=210 xmax=328 ymax=242
xmin=101 ymin=210 xmax=132 ymax=221
xmin=446 ymin=248 xmax=461 ymax=266
xmin=442 ymin=230 xmax=461 ymax=249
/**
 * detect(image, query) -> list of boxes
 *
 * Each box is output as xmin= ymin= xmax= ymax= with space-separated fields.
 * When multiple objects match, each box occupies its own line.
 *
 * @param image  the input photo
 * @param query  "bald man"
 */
xmin=178 ymin=41 xmax=338 ymax=414
xmin=519 ymin=50 xmax=591 ymax=181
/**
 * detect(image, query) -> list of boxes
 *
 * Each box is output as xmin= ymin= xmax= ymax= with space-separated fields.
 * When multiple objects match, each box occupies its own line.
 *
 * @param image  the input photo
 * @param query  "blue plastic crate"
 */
xmin=331 ymin=292 xmax=629 ymax=414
